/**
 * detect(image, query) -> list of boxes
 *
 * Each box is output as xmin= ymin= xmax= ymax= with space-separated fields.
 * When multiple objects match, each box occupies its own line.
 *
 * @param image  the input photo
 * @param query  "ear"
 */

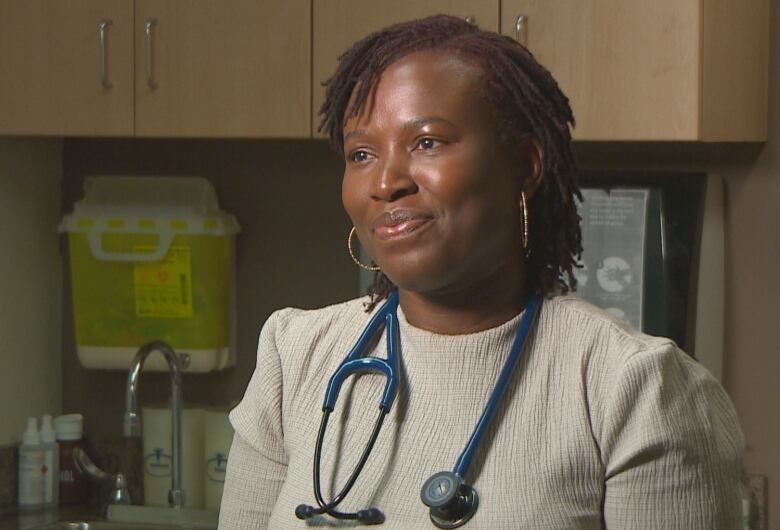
xmin=519 ymin=137 xmax=544 ymax=200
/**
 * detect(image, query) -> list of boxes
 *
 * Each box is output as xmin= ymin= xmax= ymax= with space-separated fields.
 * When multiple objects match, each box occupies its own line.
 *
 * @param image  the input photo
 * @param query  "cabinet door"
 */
xmin=134 ymin=0 xmax=310 ymax=138
xmin=501 ymin=0 xmax=700 ymax=141
xmin=312 ymin=0 xmax=499 ymax=137
xmin=0 ymin=0 xmax=134 ymax=136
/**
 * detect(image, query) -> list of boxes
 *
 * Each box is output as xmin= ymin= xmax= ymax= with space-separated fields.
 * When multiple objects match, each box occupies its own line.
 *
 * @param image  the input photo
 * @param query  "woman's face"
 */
xmin=342 ymin=50 xmax=538 ymax=296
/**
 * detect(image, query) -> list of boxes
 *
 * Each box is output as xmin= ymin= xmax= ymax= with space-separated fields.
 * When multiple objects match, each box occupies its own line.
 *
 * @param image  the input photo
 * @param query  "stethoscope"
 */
xmin=296 ymin=289 xmax=542 ymax=528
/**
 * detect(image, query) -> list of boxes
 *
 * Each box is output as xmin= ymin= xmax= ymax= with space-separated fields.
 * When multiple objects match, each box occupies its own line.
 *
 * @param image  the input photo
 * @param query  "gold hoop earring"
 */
xmin=348 ymin=227 xmax=380 ymax=271
xmin=521 ymin=192 xmax=530 ymax=250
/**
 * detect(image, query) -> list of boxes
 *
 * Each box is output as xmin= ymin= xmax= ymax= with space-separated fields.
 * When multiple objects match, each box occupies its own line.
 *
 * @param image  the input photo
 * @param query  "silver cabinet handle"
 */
xmin=515 ymin=15 xmax=528 ymax=47
xmin=144 ymin=18 xmax=158 ymax=90
xmin=99 ymin=19 xmax=113 ymax=89
xmin=465 ymin=15 xmax=476 ymax=25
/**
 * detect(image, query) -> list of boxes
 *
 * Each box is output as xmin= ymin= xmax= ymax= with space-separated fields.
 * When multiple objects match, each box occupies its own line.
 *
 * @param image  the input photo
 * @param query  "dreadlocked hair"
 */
xmin=319 ymin=15 xmax=582 ymax=312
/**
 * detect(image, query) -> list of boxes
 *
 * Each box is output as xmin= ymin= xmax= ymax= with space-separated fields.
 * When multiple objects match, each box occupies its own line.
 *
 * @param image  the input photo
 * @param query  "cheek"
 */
xmin=435 ymin=165 xmax=521 ymax=243
xmin=429 ymin=153 xmax=515 ymax=218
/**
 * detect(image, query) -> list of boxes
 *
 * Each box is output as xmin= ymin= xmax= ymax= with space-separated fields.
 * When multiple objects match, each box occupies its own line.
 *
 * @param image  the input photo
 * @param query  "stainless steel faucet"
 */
xmin=124 ymin=340 xmax=185 ymax=508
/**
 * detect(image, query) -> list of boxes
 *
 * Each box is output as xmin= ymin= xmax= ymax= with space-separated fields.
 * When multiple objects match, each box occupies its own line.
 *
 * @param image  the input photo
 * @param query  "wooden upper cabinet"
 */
xmin=1 ymin=0 xmax=766 ymax=141
xmin=501 ymin=0 xmax=769 ymax=141
xmin=0 ymin=0 xmax=134 ymax=136
xmin=312 ymin=0 xmax=499 ymax=137
xmin=134 ymin=0 xmax=310 ymax=138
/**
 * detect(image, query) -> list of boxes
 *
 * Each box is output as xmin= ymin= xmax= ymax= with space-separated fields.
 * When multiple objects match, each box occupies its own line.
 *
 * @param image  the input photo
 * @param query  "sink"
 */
xmin=106 ymin=505 xmax=217 ymax=528
xmin=30 ymin=522 xmax=199 ymax=530
xmin=25 ymin=505 xmax=218 ymax=530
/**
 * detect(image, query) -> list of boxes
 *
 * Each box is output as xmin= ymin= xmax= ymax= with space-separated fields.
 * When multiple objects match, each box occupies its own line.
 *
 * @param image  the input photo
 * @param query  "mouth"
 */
xmin=372 ymin=209 xmax=434 ymax=241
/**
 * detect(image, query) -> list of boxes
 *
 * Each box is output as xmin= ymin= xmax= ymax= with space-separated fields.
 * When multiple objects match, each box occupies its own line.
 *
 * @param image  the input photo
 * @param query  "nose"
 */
xmin=371 ymin=150 xmax=418 ymax=202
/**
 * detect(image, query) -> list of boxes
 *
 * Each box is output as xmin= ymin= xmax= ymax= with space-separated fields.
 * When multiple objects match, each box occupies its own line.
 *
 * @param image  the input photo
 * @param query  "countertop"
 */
xmin=0 ymin=503 xmax=102 ymax=530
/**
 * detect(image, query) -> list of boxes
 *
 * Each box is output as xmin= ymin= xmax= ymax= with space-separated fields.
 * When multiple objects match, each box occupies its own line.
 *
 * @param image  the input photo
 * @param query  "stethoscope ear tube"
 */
xmin=296 ymin=407 xmax=388 ymax=524
xmin=322 ymin=292 xmax=401 ymax=411
xmin=297 ymin=292 xmax=402 ymax=525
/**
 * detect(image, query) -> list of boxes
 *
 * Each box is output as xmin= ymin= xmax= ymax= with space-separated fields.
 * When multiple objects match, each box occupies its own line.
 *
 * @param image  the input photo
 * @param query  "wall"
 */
xmin=0 ymin=138 xmax=63 ymax=446
xmin=721 ymin=5 xmax=780 ymax=520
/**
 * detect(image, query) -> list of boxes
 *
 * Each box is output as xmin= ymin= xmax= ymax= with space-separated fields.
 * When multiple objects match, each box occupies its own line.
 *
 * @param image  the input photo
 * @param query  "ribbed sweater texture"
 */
xmin=219 ymin=295 xmax=743 ymax=529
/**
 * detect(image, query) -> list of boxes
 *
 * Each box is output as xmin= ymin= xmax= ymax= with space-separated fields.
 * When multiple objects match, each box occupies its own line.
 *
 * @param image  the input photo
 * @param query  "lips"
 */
xmin=372 ymin=209 xmax=434 ymax=240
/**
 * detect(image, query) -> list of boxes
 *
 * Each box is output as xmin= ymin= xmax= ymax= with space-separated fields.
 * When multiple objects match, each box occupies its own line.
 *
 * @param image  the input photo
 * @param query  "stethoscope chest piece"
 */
xmin=421 ymin=471 xmax=479 ymax=529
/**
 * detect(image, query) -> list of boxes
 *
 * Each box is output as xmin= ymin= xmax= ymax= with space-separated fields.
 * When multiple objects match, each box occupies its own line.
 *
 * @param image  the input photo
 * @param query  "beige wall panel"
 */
xmin=134 ymin=0 xmax=310 ymax=138
xmin=501 ymin=0 xmax=700 ymax=141
xmin=0 ymin=0 xmax=134 ymax=136
xmin=312 ymin=0 xmax=499 ymax=136
xmin=0 ymin=138 xmax=62 ymax=446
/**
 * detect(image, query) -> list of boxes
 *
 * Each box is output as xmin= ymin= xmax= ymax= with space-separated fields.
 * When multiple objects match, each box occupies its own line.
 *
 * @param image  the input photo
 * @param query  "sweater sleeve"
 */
xmin=218 ymin=310 xmax=289 ymax=530
xmin=598 ymin=342 xmax=744 ymax=530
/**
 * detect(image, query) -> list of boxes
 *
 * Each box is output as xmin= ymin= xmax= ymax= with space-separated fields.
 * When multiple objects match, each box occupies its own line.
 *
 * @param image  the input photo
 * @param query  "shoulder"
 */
xmin=541 ymin=293 xmax=677 ymax=367
xmin=261 ymin=296 xmax=375 ymax=352
xmin=543 ymin=295 xmax=743 ymax=465
xmin=256 ymin=297 xmax=379 ymax=390
xmin=232 ymin=297 xmax=376 ymax=446
xmin=540 ymin=293 xmax=741 ymax=434
xmin=542 ymin=291 xmax=721 ymax=384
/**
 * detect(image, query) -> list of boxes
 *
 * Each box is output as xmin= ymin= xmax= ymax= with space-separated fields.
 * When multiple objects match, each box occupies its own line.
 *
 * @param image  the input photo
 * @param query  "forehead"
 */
xmin=345 ymin=50 xmax=488 ymax=130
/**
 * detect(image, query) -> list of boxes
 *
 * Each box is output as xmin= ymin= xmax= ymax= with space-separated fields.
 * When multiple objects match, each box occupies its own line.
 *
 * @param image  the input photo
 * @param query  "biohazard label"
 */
xmin=133 ymin=245 xmax=193 ymax=318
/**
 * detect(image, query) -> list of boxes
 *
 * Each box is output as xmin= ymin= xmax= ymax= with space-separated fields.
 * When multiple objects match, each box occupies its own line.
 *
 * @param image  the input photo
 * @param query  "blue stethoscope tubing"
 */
xmin=298 ymin=289 xmax=542 ymax=525
xmin=454 ymin=289 xmax=541 ymax=478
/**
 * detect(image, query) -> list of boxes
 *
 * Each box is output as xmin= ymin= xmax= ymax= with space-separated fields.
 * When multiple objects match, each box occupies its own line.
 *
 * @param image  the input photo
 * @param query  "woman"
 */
xmin=220 ymin=15 xmax=743 ymax=529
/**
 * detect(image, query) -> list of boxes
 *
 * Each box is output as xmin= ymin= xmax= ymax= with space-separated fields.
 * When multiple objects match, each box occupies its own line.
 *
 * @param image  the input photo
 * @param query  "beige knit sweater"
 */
xmin=219 ymin=295 xmax=743 ymax=529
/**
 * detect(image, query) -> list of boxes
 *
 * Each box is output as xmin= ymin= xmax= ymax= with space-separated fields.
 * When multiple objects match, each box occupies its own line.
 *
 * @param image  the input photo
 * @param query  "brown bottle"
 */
xmin=54 ymin=414 xmax=89 ymax=505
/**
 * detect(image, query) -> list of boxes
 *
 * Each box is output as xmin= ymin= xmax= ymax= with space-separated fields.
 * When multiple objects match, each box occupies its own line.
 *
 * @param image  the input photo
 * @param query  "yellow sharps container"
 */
xmin=60 ymin=176 xmax=240 ymax=372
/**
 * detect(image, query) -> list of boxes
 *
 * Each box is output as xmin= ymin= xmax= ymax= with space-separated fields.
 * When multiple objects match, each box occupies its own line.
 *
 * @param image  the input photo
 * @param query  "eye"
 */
xmin=417 ymin=137 xmax=438 ymax=150
xmin=348 ymin=149 xmax=373 ymax=163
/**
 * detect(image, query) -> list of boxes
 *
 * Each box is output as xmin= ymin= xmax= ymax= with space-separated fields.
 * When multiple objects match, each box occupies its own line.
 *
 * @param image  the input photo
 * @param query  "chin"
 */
xmin=379 ymin=258 xmax=454 ymax=295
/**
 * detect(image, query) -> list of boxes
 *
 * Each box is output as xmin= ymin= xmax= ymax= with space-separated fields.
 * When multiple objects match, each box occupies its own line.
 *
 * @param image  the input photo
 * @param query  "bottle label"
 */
xmin=58 ymin=443 xmax=88 ymax=505
xmin=19 ymin=449 xmax=45 ymax=506
xmin=43 ymin=449 xmax=57 ymax=504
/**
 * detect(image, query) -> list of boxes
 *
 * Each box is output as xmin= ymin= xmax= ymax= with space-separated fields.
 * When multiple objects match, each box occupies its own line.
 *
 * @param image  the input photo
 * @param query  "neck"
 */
xmin=398 ymin=269 xmax=530 ymax=335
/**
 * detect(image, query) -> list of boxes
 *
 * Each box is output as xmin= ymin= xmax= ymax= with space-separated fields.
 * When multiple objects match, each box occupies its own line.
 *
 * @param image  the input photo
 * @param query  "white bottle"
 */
xmin=40 ymin=414 xmax=60 ymax=508
xmin=18 ymin=417 xmax=45 ymax=510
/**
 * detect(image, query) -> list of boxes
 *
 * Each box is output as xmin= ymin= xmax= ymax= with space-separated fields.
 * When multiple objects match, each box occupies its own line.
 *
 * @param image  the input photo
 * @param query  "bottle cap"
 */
xmin=40 ymin=414 xmax=56 ymax=443
xmin=54 ymin=413 xmax=84 ymax=441
xmin=22 ymin=417 xmax=41 ymax=445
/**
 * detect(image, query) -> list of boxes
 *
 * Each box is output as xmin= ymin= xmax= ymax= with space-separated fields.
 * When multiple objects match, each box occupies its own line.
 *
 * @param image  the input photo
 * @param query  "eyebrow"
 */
xmin=343 ymin=116 xmax=457 ymax=145
xmin=343 ymin=129 xmax=368 ymax=144
xmin=404 ymin=116 xmax=456 ymax=131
